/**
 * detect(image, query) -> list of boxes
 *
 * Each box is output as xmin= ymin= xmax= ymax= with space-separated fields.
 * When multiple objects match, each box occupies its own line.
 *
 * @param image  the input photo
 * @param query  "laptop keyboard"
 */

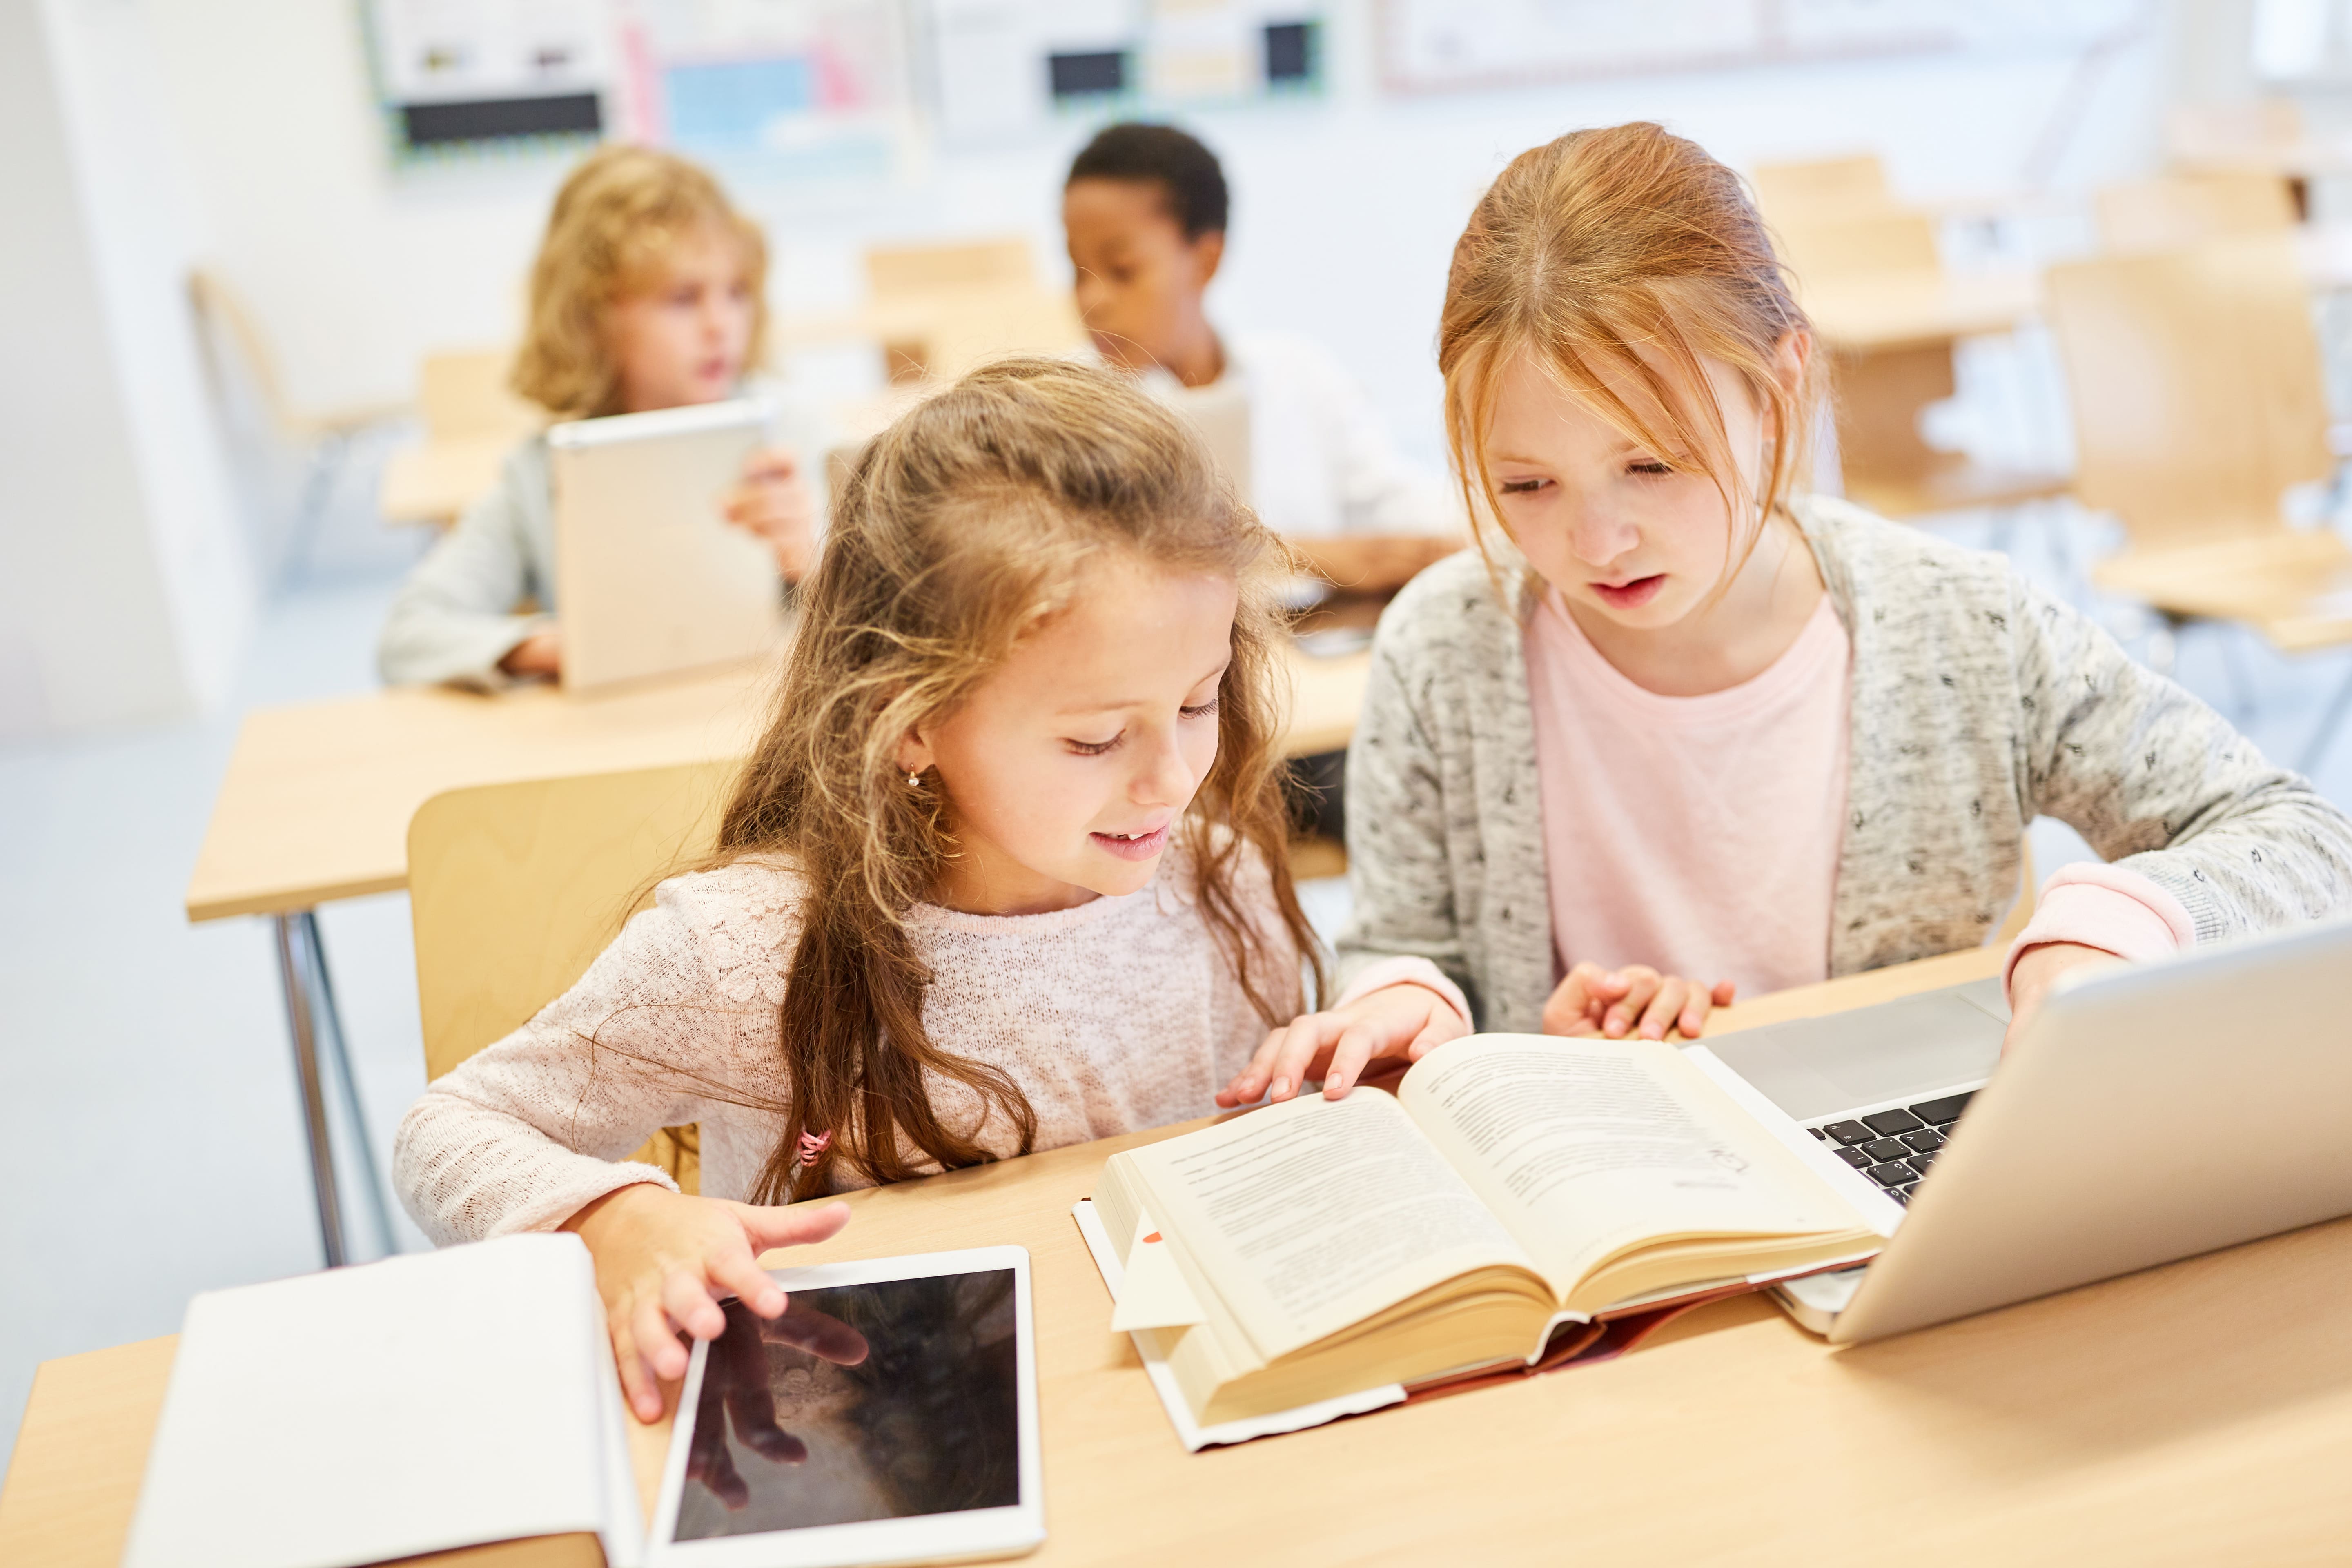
xmin=1806 ymin=1091 xmax=1976 ymax=1207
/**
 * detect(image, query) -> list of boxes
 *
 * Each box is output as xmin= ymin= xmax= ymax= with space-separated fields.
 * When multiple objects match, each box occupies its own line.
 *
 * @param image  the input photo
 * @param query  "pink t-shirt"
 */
xmin=1338 ymin=588 xmax=2196 ymax=1025
xmin=1524 ymin=588 xmax=1853 ymax=998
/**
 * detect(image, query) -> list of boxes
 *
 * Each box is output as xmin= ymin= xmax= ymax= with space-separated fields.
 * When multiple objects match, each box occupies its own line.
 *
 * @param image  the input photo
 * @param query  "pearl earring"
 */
xmin=906 ymin=770 xmax=922 ymax=788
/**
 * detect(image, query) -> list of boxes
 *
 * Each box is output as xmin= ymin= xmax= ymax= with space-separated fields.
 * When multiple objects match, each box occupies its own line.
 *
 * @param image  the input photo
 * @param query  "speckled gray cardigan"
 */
xmin=1337 ymin=495 xmax=2352 ymax=1031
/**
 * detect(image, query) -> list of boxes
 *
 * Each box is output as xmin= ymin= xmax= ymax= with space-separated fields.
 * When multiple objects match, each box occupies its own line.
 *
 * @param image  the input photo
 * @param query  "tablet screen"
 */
xmin=671 ymin=1269 xmax=1021 ymax=1543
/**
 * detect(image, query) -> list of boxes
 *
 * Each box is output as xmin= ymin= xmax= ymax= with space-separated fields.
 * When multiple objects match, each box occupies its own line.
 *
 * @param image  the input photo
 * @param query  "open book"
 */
xmin=1095 ymin=1035 xmax=1891 ymax=1428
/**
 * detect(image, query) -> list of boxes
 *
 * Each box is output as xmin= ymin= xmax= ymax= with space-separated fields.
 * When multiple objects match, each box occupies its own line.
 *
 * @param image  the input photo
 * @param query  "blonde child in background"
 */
xmin=1223 ymin=122 xmax=2352 ymax=1114
xmin=378 ymin=144 xmax=819 ymax=687
xmin=395 ymin=359 xmax=1321 ymax=1419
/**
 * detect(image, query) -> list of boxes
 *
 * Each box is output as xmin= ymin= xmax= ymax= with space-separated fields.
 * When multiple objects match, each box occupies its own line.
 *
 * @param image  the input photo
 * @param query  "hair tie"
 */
xmin=797 ymin=1129 xmax=833 ymax=1163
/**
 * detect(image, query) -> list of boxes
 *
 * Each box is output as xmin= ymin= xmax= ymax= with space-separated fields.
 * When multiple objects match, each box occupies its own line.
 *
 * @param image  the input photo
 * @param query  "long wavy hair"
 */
xmin=511 ymin=144 xmax=770 ymax=418
xmin=1439 ymin=123 xmax=1821 ymax=594
xmin=717 ymin=357 xmax=1319 ymax=1200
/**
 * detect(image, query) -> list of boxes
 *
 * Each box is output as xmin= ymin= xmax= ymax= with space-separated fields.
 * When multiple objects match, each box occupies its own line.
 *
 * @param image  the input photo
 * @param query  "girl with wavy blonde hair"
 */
xmin=396 ymin=357 xmax=1324 ymax=1421
xmin=379 ymin=143 xmax=816 ymax=688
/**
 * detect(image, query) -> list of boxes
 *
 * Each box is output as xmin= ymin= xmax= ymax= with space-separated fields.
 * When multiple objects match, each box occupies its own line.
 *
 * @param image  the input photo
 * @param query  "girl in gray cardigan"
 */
xmin=1219 ymin=123 xmax=2352 ymax=1111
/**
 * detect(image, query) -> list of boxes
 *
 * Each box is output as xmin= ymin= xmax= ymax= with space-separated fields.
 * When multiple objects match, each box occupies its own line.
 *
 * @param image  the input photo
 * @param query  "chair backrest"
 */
xmin=408 ymin=759 xmax=740 ymax=1084
xmin=1751 ymin=154 xmax=1890 ymax=219
xmin=418 ymin=349 xmax=542 ymax=443
xmin=2042 ymin=236 xmax=2333 ymax=549
xmin=2165 ymin=99 xmax=2304 ymax=165
xmin=864 ymin=237 xmax=1039 ymax=302
xmin=1772 ymin=206 xmax=1941 ymax=288
xmin=2096 ymin=171 xmax=2298 ymax=253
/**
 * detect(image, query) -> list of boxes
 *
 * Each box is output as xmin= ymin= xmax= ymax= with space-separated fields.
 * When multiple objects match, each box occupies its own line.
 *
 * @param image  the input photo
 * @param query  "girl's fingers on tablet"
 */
xmin=662 ymin=1268 xmax=727 ymax=1343
xmin=616 ymin=1308 xmax=666 ymax=1419
xmin=708 ymin=1245 xmax=784 ymax=1318
xmin=636 ymin=1291 xmax=688 ymax=1379
xmin=736 ymin=1198 xmax=851 ymax=1257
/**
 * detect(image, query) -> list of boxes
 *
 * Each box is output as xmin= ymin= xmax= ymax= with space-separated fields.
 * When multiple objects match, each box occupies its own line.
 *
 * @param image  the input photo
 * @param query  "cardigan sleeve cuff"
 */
xmin=1334 ymin=956 xmax=1473 ymax=1029
xmin=2002 ymin=862 xmax=2197 ymax=995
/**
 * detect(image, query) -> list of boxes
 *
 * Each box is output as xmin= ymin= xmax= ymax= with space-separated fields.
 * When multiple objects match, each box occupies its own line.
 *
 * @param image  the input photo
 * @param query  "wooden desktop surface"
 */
xmin=13 ymin=943 xmax=2352 ymax=1565
xmin=1801 ymin=268 xmax=2042 ymax=353
xmin=379 ymin=435 xmax=512 ymax=529
xmin=184 ymin=645 xmax=1372 ymax=923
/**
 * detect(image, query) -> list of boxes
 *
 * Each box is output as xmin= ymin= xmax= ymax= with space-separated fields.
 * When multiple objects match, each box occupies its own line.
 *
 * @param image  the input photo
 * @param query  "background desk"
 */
xmin=12 ymin=946 xmax=2352 ymax=1566
xmin=184 ymin=646 xmax=1374 ymax=1265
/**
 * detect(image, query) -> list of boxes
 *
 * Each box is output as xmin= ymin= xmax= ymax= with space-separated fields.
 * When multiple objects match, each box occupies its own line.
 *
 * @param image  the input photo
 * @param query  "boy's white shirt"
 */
xmin=1139 ymin=328 xmax=1461 ymax=540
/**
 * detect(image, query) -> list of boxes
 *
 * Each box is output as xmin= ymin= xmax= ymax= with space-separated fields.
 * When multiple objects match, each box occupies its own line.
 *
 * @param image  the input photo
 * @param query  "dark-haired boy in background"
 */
xmin=1063 ymin=121 xmax=1460 ymax=596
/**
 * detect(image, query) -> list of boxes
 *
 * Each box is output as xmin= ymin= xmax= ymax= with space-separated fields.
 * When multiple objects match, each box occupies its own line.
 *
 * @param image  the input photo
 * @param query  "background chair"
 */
xmin=407 ymin=758 xmax=744 ymax=1193
xmin=2095 ymin=169 xmax=2299 ymax=253
xmin=1769 ymin=205 xmax=2070 ymax=524
xmin=2042 ymin=235 xmax=2352 ymax=771
xmin=378 ymin=347 xmax=543 ymax=529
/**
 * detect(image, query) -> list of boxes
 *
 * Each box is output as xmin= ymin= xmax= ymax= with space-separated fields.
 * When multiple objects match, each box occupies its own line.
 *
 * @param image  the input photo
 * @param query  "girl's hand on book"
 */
xmin=1544 ymin=962 xmax=1736 ymax=1041
xmin=562 ymin=1183 xmax=852 ymax=1421
xmin=1216 ymin=982 xmax=1470 ymax=1107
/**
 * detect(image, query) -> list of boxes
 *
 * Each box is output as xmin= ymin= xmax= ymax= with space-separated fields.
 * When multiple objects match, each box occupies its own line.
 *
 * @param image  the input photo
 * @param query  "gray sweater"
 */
xmin=1339 ymin=495 xmax=2352 ymax=1031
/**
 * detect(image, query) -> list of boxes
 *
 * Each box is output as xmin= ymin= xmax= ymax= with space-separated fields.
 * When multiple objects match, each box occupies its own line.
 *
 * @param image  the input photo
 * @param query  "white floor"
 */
xmin=4 ymin=497 xmax=2351 ymax=1477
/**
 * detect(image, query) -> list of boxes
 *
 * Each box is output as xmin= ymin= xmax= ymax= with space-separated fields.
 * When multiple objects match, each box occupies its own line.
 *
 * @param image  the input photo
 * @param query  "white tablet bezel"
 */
xmin=645 ymin=1245 xmax=1042 ymax=1568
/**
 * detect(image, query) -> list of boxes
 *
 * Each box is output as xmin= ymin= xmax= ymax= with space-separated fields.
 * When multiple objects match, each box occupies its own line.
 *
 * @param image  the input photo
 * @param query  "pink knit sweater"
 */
xmin=393 ymin=845 xmax=1298 ymax=1243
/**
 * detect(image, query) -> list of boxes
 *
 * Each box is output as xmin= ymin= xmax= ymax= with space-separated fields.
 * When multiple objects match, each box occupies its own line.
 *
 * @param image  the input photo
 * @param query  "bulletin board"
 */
xmin=363 ymin=0 xmax=615 ymax=163
xmin=1374 ymin=0 xmax=2142 ymax=96
xmin=361 ymin=0 xmax=917 ymax=176
xmin=924 ymin=0 xmax=1327 ymax=142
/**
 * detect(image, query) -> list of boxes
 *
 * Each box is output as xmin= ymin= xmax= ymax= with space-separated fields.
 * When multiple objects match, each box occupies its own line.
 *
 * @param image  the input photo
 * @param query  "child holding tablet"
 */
xmin=378 ymin=145 xmax=818 ymax=687
xmin=395 ymin=359 xmax=1321 ymax=1419
xmin=1063 ymin=121 xmax=1459 ymax=593
xmin=1220 ymin=122 xmax=2352 ymax=1108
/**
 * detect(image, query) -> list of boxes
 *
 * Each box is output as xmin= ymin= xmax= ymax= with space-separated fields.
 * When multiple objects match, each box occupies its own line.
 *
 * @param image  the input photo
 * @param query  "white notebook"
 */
xmin=124 ymin=1233 xmax=642 ymax=1568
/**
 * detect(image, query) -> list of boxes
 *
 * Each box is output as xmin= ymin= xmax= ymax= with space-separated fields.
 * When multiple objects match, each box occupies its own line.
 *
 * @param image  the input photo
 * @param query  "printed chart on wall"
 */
xmin=615 ymin=0 xmax=913 ymax=178
xmin=363 ymin=0 xmax=915 ymax=177
xmin=1375 ymin=0 xmax=2145 ymax=94
xmin=927 ymin=0 xmax=1325 ymax=142
xmin=364 ymin=0 xmax=614 ymax=160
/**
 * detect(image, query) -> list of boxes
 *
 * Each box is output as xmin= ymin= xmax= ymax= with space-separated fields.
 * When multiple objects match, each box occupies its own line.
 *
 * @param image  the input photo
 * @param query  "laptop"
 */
xmin=549 ymin=397 xmax=784 ymax=695
xmin=1692 ymin=918 xmax=2352 ymax=1343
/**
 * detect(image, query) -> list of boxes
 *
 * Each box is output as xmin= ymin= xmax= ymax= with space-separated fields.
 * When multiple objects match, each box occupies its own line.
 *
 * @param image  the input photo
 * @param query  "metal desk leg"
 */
xmin=295 ymin=909 xmax=397 ymax=1255
xmin=273 ymin=911 xmax=346 ymax=1267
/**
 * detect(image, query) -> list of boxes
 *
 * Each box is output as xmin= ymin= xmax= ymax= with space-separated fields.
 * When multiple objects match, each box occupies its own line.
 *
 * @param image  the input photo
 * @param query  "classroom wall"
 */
xmin=0 ymin=0 xmax=255 ymax=741
xmin=143 ymin=2 xmax=2186 ymax=481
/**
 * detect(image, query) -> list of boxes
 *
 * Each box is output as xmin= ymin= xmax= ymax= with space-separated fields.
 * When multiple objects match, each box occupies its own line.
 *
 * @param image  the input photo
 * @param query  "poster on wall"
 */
xmin=1374 ymin=0 xmax=2143 ymax=95
xmin=362 ymin=0 xmax=916 ymax=177
xmin=365 ymin=0 xmax=615 ymax=158
xmin=611 ymin=0 xmax=915 ymax=178
xmin=926 ymin=0 xmax=1324 ymax=142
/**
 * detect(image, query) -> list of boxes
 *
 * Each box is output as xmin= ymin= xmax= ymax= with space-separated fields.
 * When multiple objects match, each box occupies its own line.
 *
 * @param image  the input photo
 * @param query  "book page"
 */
xmin=1115 ymin=1090 xmax=1537 ymax=1362
xmin=1398 ymin=1036 xmax=1870 ymax=1301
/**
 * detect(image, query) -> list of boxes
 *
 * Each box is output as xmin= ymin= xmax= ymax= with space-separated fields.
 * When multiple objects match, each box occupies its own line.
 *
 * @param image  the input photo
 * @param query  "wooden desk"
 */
xmin=185 ymin=646 xmax=1371 ymax=1265
xmin=13 ymin=945 xmax=2352 ymax=1564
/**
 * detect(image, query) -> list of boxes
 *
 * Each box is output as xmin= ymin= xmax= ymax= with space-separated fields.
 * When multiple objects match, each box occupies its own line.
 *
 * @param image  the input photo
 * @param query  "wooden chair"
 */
xmin=407 ymin=759 xmax=744 ymax=1193
xmin=2041 ymin=235 xmax=2352 ymax=771
xmin=779 ymin=236 xmax=1087 ymax=385
xmin=2166 ymin=100 xmax=2314 ymax=217
xmin=1750 ymin=154 xmax=1890 ymax=223
xmin=2096 ymin=171 xmax=2299 ymax=254
xmin=1775 ymin=207 xmax=2070 ymax=523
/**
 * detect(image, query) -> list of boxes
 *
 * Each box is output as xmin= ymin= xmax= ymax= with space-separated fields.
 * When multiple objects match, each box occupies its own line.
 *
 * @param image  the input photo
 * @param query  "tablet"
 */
xmin=646 ymin=1247 xmax=1043 ymax=1568
xmin=548 ymin=396 xmax=783 ymax=695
